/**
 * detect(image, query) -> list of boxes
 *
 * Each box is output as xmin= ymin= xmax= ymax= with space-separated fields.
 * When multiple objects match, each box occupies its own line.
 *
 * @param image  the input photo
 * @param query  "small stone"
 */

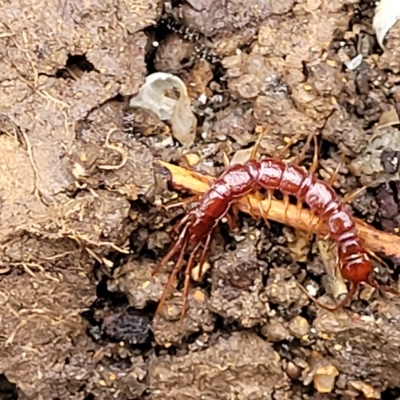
xmin=109 ymin=373 xmax=116 ymax=381
xmin=261 ymin=319 xmax=289 ymax=342
xmin=288 ymin=316 xmax=310 ymax=339
xmin=286 ymin=361 xmax=301 ymax=380
xmin=349 ymin=381 xmax=381 ymax=399
xmin=142 ymin=281 xmax=151 ymax=289
xmin=191 ymin=261 xmax=211 ymax=282
xmin=313 ymin=365 xmax=339 ymax=393
xmin=193 ymin=289 xmax=205 ymax=302
xmin=185 ymin=153 xmax=200 ymax=166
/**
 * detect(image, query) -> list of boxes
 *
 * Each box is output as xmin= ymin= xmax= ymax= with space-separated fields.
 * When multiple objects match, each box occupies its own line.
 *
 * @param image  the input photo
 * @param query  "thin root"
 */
xmin=158 ymin=161 xmax=400 ymax=261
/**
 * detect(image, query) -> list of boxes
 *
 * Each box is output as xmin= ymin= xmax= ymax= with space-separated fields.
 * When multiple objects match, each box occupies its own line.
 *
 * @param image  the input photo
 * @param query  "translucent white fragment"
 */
xmin=373 ymin=0 xmax=400 ymax=48
xmin=129 ymin=72 xmax=197 ymax=146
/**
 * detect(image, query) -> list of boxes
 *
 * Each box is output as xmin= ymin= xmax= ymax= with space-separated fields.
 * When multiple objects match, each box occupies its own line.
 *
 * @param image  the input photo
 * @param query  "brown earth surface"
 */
xmin=1 ymin=0 xmax=400 ymax=399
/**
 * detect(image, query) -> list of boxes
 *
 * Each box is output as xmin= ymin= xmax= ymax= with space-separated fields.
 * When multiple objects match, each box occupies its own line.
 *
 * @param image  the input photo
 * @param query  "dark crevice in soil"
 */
xmin=83 ymin=258 xmax=156 ymax=352
xmin=0 ymin=374 xmax=18 ymax=400
xmin=382 ymin=387 xmax=400 ymax=400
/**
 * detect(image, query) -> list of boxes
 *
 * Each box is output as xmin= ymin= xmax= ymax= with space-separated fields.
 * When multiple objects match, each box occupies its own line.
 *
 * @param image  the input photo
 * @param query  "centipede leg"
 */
xmin=250 ymin=129 xmax=265 ymax=160
xmin=305 ymin=134 xmax=320 ymax=235
xmin=343 ymin=186 xmax=367 ymax=204
xmin=327 ymin=162 xmax=341 ymax=187
xmin=247 ymin=196 xmax=259 ymax=220
xmin=276 ymin=131 xmax=304 ymax=159
xmin=226 ymin=204 xmax=240 ymax=231
xmin=263 ymin=190 xmax=273 ymax=227
xmin=255 ymin=191 xmax=270 ymax=228
xmin=296 ymin=200 xmax=303 ymax=222
xmin=220 ymin=147 xmax=230 ymax=167
xmin=283 ymin=194 xmax=290 ymax=223
xmin=225 ymin=212 xmax=238 ymax=231
xmin=294 ymin=130 xmax=316 ymax=165
xmin=309 ymin=133 xmax=319 ymax=174
xmin=155 ymin=235 xmax=189 ymax=315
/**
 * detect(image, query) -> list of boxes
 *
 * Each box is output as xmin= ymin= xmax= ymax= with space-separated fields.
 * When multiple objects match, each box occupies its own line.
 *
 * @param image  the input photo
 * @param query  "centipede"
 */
xmin=153 ymin=134 xmax=400 ymax=318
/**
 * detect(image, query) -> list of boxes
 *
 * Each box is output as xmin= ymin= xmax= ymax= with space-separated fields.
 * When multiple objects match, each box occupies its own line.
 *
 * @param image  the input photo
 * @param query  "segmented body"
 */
xmin=188 ymin=159 xmax=371 ymax=284
xmin=155 ymin=158 xmax=383 ymax=316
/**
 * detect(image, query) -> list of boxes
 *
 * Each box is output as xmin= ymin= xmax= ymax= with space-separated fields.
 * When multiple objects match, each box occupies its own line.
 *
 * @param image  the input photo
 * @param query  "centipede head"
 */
xmin=340 ymin=255 xmax=373 ymax=285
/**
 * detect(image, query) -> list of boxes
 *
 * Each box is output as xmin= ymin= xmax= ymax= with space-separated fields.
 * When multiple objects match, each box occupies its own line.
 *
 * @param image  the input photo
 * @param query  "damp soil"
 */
xmin=1 ymin=0 xmax=400 ymax=399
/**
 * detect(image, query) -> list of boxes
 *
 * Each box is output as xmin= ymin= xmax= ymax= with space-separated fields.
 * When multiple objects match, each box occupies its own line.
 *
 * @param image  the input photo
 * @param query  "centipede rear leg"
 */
xmin=181 ymin=242 xmax=202 ymax=320
xmin=155 ymin=234 xmax=189 ymax=315
xmin=152 ymin=216 xmax=191 ymax=277
xmin=181 ymin=233 xmax=213 ymax=319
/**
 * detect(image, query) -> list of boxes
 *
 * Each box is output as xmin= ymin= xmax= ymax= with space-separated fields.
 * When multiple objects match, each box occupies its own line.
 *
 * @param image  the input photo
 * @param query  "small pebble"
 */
xmin=286 ymin=361 xmax=301 ymax=380
xmin=349 ymin=381 xmax=380 ymax=399
xmin=191 ymin=261 xmax=211 ymax=281
xmin=261 ymin=319 xmax=289 ymax=342
xmin=193 ymin=289 xmax=205 ymax=302
xmin=313 ymin=365 xmax=339 ymax=393
xmin=185 ymin=153 xmax=200 ymax=166
xmin=288 ymin=316 xmax=310 ymax=339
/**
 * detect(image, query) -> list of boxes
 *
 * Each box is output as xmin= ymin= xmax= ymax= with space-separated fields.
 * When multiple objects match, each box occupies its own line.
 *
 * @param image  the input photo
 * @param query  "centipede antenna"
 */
xmin=363 ymin=249 xmax=400 ymax=298
xmin=155 ymin=234 xmax=189 ymax=315
xmin=368 ymin=279 xmax=400 ymax=297
xmin=298 ymin=281 xmax=358 ymax=312
xmin=163 ymin=195 xmax=200 ymax=210
xmin=152 ymin=217 xmax=190 ymax=276
xmin=169 ymin=213 xmax=192 ymax=236
xmin=181 ymin=242 xmax=202 ymax=321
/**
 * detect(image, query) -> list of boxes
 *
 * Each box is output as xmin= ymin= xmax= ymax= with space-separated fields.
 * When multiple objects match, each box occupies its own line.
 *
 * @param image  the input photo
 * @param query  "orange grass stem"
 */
xmin=158 ymin=161 xmax=400 ymax=259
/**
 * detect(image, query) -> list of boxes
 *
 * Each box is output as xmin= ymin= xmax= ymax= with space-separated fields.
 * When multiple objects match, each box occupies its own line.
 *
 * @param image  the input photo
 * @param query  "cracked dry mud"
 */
xmin=2 ymin=0 xmax=400 ymax=399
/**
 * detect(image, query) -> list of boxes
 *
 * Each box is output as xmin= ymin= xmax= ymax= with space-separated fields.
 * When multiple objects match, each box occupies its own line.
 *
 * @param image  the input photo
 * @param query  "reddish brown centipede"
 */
xmin=154 ymin=144 xmax=400 ymax=318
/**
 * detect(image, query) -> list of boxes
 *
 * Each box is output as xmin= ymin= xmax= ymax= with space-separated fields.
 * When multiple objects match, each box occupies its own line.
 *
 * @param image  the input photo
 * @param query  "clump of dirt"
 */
xmin=149 ymin=331 xmax=292 ymax=399
xmin=0 ymin=0 xmax=160 ymax=398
